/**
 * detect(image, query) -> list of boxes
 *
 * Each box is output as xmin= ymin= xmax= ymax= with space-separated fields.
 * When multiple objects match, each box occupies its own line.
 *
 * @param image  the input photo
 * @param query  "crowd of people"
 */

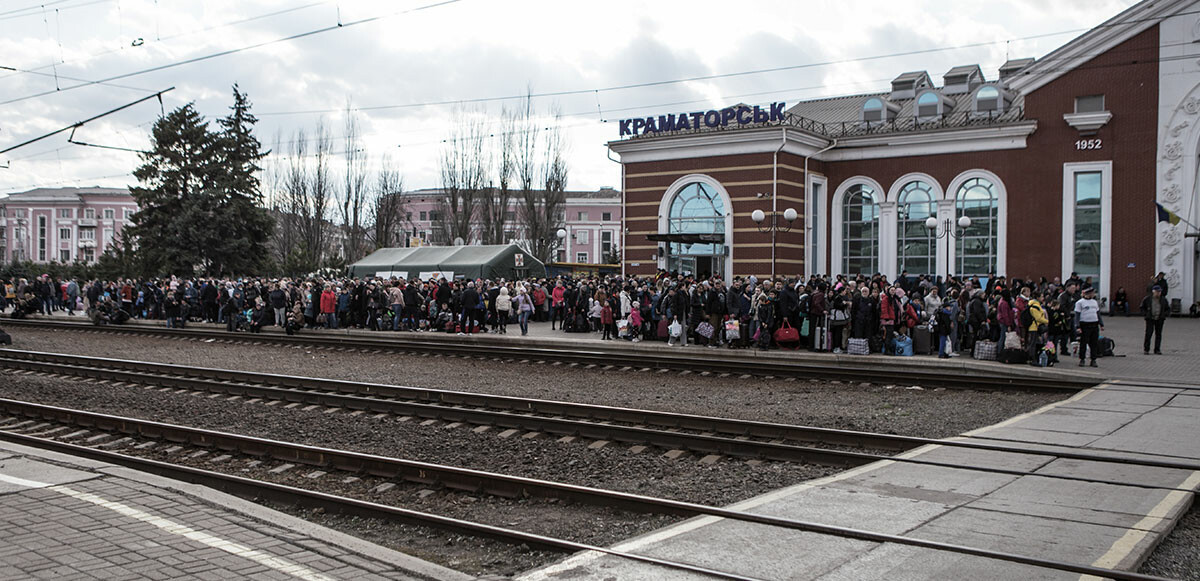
xmin=1 ymin=269 xmax=1179 ymax=365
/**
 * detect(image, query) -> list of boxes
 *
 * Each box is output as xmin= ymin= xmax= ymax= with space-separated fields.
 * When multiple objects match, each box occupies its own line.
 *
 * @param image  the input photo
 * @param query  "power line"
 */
xmin=0 ymin=0 xmax=467 ymax=106
xmin=0 ymin=1 xmax=330 ymax=80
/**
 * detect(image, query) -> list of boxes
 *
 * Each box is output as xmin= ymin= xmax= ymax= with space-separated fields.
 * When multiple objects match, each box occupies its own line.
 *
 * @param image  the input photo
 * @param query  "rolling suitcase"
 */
xmin=912 ymin=326 xmax=933 ymax=355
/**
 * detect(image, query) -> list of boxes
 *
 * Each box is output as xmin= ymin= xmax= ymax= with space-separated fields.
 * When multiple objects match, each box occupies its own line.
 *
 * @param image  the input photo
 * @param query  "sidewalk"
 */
xmin=0 ymin=438 xmax=470 ymax=581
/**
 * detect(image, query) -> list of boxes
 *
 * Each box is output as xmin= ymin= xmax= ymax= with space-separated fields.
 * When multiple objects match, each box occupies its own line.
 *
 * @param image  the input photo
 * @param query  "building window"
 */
xmin=557 ymin=250 xmax=565 ymax=263
xmin=916 ymin=92 xmax=940 ymax=119
xmin=122 ymin=208 xmax=133 ymax=220
xmin=955 ymin=178 xmax=999 ymax=276
xmin=975 ymin=86 xmax=1000 ymax=113
xmin=419 ymin=211 xmax=427 ymax=221
xmin=79 ymin=228 xmax=95 ymax=240
xmin=59 ymin=209 xmax=72 ymax=219
xmin=841 ymin=184 xmax=879 ymax=275
xmin=897 ymin=181 xmax=936 ymax=276
xmin=83 ymin=248 xmax=94 ymax=262
xmin=104 ymin=208 xmax=114 ymax=220
xmin=1075 ymin=95 xmax=1105 ymax=113
xmin=1073 ymin=172 xmax=1102 ymax=284
xmin=405 ymin=212 xmax=412 ymax=221
xmin=602 ymin=212 xmax=612 ymax=221
xmin=577 ymin=230 xmax=588 ymax=244
xmin=577 ymin=211 xmax=588 ymax=221
xmin=665 ymin=181 xmax=726 ymax=276
xmin=862 ymin=98 xmax=884 ymax=123
xmin=505 ymin=211 xmax=515 ymax=222
xmin=428 ymin=211 xmax=440 ymax=221
xmin=37 ymin=216 xmax=46 ymax=262
xmin=577 ymin=252 xmax=588 ymax=263
xmin=14 ymin=209 xmax=25 ymax=219
xmin=59 ymin=249 xmax=70 ymax=262
xmin=601 ymin=231 xmax=613 ymax=257
xmin=103 ymin=229 xmax=113 ymax=249
xmin=84 ymin=208 xmax=94 ymax=219
xmin=59 ymin=227 xmax=71 ymax=240
xmin=503 ymin=230 xmax=515 ymax=241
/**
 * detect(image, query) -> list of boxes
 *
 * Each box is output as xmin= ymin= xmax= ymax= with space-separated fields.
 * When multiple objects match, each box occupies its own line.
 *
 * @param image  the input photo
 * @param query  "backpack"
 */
xmin=1099 ymin=336 xmax=1116 ymax=357
xmin=1019 ymin=307 xmax=1033 ymax=329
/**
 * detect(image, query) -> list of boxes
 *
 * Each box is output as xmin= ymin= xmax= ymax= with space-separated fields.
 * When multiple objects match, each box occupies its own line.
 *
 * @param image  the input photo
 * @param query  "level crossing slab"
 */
xmin=517 ymin=383 xmax=1200 ymax=580
xmin=0 ymin=440 xmax=471 ymax=581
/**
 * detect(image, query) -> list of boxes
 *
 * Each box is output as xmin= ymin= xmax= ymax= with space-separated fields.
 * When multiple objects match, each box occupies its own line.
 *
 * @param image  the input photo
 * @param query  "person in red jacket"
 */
xmin=532 ymin=284 xmax=547 ymax=322
xmin=320 ymin=287 xmax=338 ymax=329
xmin=551 ymin=280 xmax=566 ymax=330
xmin=600 ymin=301 xmax=615 ymax=340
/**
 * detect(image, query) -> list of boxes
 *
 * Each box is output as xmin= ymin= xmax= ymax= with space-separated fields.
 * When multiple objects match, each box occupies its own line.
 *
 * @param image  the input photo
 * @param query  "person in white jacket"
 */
xmin=495 ymin=286 xmax=512 ymax=334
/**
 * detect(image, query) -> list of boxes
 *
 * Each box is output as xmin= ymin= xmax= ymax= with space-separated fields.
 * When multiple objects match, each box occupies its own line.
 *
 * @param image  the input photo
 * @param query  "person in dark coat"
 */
xmin=850 ymin=286 xmax=876 ymax=339
xmin=1141 ymin=285 xmax=1170 ymax=355
xmin=460 ymin=281 xmax=481 ymax=335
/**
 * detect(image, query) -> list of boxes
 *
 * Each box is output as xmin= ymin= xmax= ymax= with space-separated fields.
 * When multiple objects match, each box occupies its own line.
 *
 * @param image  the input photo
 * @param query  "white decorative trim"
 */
xmin=806 ymin=174 xmax=829 ymax=277
xmin=830 ymin=176 xmax=886 ymax=277
xmin=1063 ymin=111 xmax=1113 ymax=133
xmin=609 ymin=127 xmax=828 ymax=164
xmin=819 ymin=123 xmax=1036 ymax=162
xmin=885 ymin=172 xmax=945 ymax=203
xmin=656 ymin=174 xmax=734 ymax=280
xmin=1061 ymin=161 xmax=1113 ymax=296
xmin=945 ymin=169 xmax=1008 ymax=277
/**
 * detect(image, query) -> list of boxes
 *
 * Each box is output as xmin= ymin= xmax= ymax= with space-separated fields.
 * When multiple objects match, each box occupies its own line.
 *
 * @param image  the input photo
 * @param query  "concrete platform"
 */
xmin=0 ymin=440 xmax=471 ymax=581
xmin=517 ymin=383 xmax=1200 ymax=580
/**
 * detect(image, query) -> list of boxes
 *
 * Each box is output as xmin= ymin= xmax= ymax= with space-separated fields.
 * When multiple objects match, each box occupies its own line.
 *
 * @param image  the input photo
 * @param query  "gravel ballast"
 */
xmin=1 ymin=327 xmax=1078 ymax=576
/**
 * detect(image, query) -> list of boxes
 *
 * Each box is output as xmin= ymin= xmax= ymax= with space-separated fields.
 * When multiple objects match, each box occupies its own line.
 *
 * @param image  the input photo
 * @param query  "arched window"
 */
xmin=897 ymin=181 xmax=935 ymax=276
xmin=917 ymin=92 xmax=940 ymax=118
xmin=975 ymin=86 xmax=1000 ymax=114
xmin=666 ymin=182 xmax=725 ymax=275
xmin=842 ymin=184 xmax=879 ymax=275
xmin=863 ymin=98 xmax=884 ymax=123
xmin=955 ymin=177 xmax=998 ymax=276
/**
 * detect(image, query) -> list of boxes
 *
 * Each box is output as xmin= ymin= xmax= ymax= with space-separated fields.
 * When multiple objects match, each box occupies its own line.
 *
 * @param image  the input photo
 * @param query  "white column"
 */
xmin=936 ymin=199 xmax=956 ymax=278
xmin=878 ymin=201 xmax=898 ymax=279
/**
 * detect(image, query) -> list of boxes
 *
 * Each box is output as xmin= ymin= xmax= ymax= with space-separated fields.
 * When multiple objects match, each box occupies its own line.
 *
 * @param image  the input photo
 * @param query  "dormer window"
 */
xmin=863 ymin=98 xmax=884 ymax=122
xmin=917 ymin=92 xmax=941 ymax=119
xmin=969 ymin=85 xmax=1008 ymax=117
xmin=861 ymin=97 xmax=899 ymax=123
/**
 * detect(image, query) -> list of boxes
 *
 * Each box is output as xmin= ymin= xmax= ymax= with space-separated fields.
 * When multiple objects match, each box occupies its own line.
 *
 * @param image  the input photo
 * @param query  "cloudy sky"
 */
xmin=0 ymin=0 xmax=1137 ymax=198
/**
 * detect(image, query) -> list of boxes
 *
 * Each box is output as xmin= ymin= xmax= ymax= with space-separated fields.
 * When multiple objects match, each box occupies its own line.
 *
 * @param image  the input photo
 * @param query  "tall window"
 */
xmin=1073 ymin=172 xmax=1102 ymax=284
xmin=667 ymin=182 xmax=725 ymax=260
xmin=841 ymin=184 xmax=878 ymax=275
xmin=59 ymin=227 xmax=71 ymax=240
xmin=897 ymin=181 xmax=935 ymax=275
xmin=601 ymin=231 xmax=612 ymax=256
xmin=955 ymin=178 xmax=998 ymax=276
xmin=37 ymin=216 xmax=46 ymax=261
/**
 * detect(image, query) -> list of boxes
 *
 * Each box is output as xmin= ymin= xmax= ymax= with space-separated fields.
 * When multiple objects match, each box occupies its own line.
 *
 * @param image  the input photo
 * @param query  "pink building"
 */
xmin=396 ymin=187 xmax=623 ymax=264
xmin=0 ymin=187 xmax=138 ymax=264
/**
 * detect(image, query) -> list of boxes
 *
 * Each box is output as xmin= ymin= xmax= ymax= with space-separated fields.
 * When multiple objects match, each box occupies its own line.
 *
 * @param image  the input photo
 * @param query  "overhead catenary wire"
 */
xmin=0 ymin=87 xmax=174 ymax=155
xmin=0 ymin=0 xmax=468 ymax=106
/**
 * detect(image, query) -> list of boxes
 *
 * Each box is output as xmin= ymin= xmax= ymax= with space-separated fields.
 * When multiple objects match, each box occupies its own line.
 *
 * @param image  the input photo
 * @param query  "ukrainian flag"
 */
xmin=1157 ymin=202 xmax=1182 ymax=225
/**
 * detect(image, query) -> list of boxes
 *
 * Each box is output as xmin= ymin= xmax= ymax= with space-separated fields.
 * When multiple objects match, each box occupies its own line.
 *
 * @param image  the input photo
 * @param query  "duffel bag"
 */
xmin=973 ymin=340 xmax=998 ymax=361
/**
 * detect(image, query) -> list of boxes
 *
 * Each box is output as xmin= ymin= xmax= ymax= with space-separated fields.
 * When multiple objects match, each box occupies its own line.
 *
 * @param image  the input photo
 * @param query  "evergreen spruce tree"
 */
xmin=129 ymin=86 xmax=274 ymax=276
xmin=211 ymin=84 xmax=274 ymax=275
xmin=129 ymin=103 xmax=216 ymax=275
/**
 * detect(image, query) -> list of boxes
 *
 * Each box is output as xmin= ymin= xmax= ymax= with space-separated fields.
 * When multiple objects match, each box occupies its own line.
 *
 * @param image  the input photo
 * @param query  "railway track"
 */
xmin=3 ymin=318 xmax=1093 ymax=392
xmin=0 ymin=397 xmax=1175 ymax=581
xmin=4 ymin=349 xmax=1198 ymax=484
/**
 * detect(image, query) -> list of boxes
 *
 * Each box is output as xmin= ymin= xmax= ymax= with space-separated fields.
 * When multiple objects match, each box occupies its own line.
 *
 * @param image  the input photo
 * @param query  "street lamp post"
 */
xmin=925 ymin=214 xmax=971 ymax=280
xmin=751 ymin=206 xmax=798 ymax=278
xmin=554 ymin=228 xmax=566 ymax=263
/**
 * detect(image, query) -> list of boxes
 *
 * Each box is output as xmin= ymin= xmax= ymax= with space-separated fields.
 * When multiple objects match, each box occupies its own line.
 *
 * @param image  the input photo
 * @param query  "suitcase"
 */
xmin=847 ymin=337 xmax=870 ymax=355
xmin=657 ymin=319 xmax=670 ymax=339
xmin=912 ymin=327 xmax=933 ymax=355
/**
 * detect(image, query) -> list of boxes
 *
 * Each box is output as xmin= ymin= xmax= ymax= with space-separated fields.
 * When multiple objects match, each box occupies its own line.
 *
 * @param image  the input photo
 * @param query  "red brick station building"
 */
xmin=608 ymin=0 xmax=1200 ymax=308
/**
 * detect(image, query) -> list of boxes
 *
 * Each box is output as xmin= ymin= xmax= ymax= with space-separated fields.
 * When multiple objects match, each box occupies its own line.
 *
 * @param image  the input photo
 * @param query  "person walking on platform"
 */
xmin=1141 ymin=285 xmax=1169 ymax=355
xmin=1074 ymin=286 xmax=1104 ymax=367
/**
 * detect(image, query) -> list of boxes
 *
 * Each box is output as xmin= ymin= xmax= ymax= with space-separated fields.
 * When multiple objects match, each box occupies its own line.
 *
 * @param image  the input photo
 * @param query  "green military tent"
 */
xmin=347 ymin=244 xmax=546 ymax=280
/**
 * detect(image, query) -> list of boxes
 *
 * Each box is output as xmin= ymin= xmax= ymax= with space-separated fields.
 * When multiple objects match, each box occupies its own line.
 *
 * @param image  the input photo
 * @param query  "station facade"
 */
xmin=609 ymin=0 xmax=1200 ymax=307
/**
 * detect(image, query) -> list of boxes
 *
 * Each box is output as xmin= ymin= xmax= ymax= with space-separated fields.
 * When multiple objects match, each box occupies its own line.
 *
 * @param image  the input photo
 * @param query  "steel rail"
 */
xmin=5 ymin=349 xmax=1200 ymax=476
xmin=0 ymin=399 xmax=1175 ymax=581
xmin=3 ymin=318 xmax=1092 ymax=392
xmin=0 ymin=430 xmax=768 ymax=581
